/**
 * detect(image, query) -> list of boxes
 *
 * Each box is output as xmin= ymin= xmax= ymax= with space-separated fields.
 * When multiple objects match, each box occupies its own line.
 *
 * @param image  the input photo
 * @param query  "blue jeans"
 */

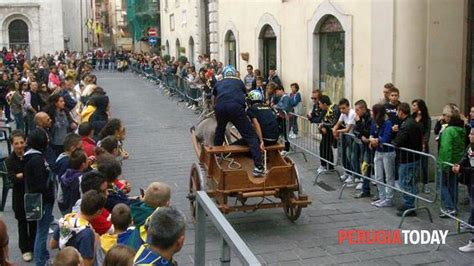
xmin=439 ymin=169 xmax=458 ymax=211
xmin=399 ymin=161 xmax=420 ymax=209
xmin=13 ymin=112 xmax=24 ymax=132
xmin=374 ymin=151 xmax=396 ymax=201
xmin=34 ymin=203 xmax=54 ymax=266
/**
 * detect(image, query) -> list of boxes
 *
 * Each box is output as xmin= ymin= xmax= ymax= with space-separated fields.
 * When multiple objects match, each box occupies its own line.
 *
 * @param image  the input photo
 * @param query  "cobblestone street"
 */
xmin=2 ymin=71 xmax=474 ymax=265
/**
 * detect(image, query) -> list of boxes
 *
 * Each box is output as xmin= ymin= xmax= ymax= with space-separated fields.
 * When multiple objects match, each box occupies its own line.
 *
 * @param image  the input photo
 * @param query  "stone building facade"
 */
xmin=161 ymin=0 xmax=470 ymax=114
xmin=0 ymin=0 xmax=66 ymax=57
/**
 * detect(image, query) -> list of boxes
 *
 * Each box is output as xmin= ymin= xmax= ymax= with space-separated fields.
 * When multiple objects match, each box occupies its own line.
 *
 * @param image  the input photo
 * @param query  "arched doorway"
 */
xmin=175 ymin=39 xmax=181 ymax=59
xmin=224 ymin=31 xmax=237 ymax=67
xmin=259 ymin=25 xmax=277 ymax=78
xmin=8 ymin=19 xmax=29 ymax=50
xmin=165 ymin=40 xmax=170 ymax=56
xmin=317 ymin=15 xmax=345 ymax=102
xmin=188 ymin=37 xmax=195 ymax=65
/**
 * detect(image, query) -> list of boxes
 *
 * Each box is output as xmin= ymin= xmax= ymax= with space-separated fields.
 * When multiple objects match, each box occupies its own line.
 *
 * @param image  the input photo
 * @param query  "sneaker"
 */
xmin=459 ymin=241 xmax=474 ymax=253
xmin=339 ymin=174 xmax=348 ymax=181
xmin=345 ymin=176 xmax=355 ymax=187
xmin=375 ymin=199 xmax=393 ymax=208
xmin=371 ymin=195 xmax=380 ymax=202
xmin=288 ymin=132 xmax=296 ymax=139
xmin=253 ymin=166 xmax=265 ymax=177
xmin=423 ymin=184 xmax=431 ymax=194
xmin=371 ymin=198 xmax=384 ymax=206
xmin=280 ymin=151 xmax=289 ymax=156
xmin=316 ymin=166 xmax=326 ymax=174
xmin=22 ymin=252 xmax=33 ymax=262
xmin=354 ymin=191 xmax=371 ymax=198
xmin=439 ymin=209 xmax=457 ymax=218
xmin=355 ymin=183 xmax=363 ymax=190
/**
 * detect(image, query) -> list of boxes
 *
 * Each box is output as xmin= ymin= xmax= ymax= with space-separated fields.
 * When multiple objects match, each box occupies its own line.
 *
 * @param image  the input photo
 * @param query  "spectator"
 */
xmin=243 ymin=64 xmax=256 ymax=92
xmin=99 ymin=118 xmax=129 ymax=161
xmin=380 ymin=82 xmax=394 ymax=104
xmin=45 ymin=94 xmax=77 ymax=157
xmin=53 ymin=246 xmax=84 ymax=266
xmin=353 ymin=100 xmax=373 ymax=198
xmin=393 ymin=103 xmax=423 ymax=216
xmin=50 ymin=190 xmax=105 ymax=266
xmin=265 ymin=82 xmax=278 ymax=106
xmin=384 ymin=87 xmax=401 ymax=129
xmin=10 ymin=81 xmax=24 ymax=132
xmin=73 ymin=171 xmax=112 ymax=235
xmin=369 ymin=104 xmax=395 ymax=207
xmin=133 ymin=207 xmax=185 ymax=265
xmin=131 ymin=182 xmax=171 ymax=227
xmin=103 ymin=244 xmax=135 ymax=266
xmin=27 ymin=81 xmax=45 ymax=131
xmin=100 ymin=204 xmax=134 ymax=253
xmin=24 ymin=129 xmax=54 ymax=266
xmin=288 ymin=83 xmax=302 ymax=139
xmin=57 ymin=149 xmax=88 ymax=215
xmin=5 ymin=130 xmax=35 ymax=262
xmin=438 ymin=104 xmax=466 ymax=218
xmin=333 ymin=98 xmax=357 ymax=186
xmin=79 ymin=122 xmax=97 ymax=157
xmin=307 ymin=89 xmax=323 ymax=124
xmin=453 ymin=127 xmax=474 ymax=252
xmin=54 ymin=133 xmax=83 ymax=181
xmin=266 ymin=65 xmax=282 ymax=87
xmin=317 ymin=95 xmax=340 ymax=173
xmin=89 ymin=95 xmax=110 ymax=140
xmin=253 ymin=76 xmax=265 ymax=101
xmin=411 ymin=99 xmax=431 ymax=193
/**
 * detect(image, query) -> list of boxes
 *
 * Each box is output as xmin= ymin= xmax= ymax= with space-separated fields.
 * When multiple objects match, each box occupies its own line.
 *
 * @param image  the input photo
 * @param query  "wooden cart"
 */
xmin=188 ymin=129 xmax=311 ymax=221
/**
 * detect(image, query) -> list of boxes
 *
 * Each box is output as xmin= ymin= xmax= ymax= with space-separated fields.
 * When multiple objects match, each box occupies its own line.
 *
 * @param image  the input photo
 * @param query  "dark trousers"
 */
xmin=320 ymin=131 xmax=334 ymax=169
xmin=214 ymin=103 xmax=262 ymax=166
xmin=13 ymin=187 xmax=37 ymax=254
xmin=278 ymin=117 xmax=290 ymax=151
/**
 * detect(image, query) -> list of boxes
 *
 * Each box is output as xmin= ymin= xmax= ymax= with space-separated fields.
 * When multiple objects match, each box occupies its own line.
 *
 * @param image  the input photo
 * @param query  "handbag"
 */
xmin=24 ymin=161 xmax=43 ymax=221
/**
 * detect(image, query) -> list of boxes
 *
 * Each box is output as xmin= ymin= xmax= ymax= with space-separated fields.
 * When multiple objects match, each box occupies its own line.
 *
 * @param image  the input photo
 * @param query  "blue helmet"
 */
xmin=222 ymin=65 xmax=236 ymax=78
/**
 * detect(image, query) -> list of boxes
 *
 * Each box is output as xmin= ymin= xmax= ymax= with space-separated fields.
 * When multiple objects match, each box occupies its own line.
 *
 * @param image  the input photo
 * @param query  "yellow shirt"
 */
xmin=100 ymin=233 xmax=118 ymax=253
xmin=81 ymin=105 xmax=96 ymax=123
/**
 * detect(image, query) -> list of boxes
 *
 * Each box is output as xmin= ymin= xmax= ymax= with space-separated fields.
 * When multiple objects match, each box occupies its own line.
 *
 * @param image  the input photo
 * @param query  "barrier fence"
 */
xmin=195 ymin=191 xmax=261 ymax=266
xmin=284 ymin=111 xmax=473 ymax=233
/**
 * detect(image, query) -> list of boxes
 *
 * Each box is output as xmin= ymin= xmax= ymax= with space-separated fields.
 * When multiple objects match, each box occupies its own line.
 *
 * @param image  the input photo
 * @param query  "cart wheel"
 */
xmin=188 ymin=163 xmax=205 ymax=219
xmin=282 ymin=191 xmax=302 ymax=222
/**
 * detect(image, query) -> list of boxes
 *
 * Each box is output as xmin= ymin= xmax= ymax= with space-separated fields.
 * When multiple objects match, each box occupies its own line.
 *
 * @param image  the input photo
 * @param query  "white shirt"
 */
xmin=338 ymin=109 xmax=356 ymax=129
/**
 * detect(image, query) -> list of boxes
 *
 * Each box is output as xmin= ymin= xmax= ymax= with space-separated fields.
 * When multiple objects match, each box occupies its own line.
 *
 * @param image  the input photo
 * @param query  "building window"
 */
xmin=166 ymin=40 xmax=170 ymax=55
xmin=188 ymin=37 xmax=195 ymax=64
xmin=176 ymin=38 xmax=181 ymax=58
xmin=170 ymin=14 xmax=175 ymax=31
xmin=8 ymin=19 xmax=29 ymax=50
xmin=319 ymin=15 xmax=345 ymax=102
xmin=259 ymin=25 xmax=277 ymax=78
xmin=182 ymin=10 xmax=187 ymax=26
xmin=225 ymin=31 xmax=237 ymax=67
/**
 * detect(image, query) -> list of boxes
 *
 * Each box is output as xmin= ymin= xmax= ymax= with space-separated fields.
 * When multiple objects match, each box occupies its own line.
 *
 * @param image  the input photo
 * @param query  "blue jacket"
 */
xmin=275 ymin=94 xmax=291 ymax=113
xmin=213 ymin=77 xmax=247 ymax=107
xmin=289 ymin=92 xmax=301 ymax=108
xmin=370 ymin=120 xmax=394 ymax=152
xmin=58 ymin=168 xmax=82 ymax=213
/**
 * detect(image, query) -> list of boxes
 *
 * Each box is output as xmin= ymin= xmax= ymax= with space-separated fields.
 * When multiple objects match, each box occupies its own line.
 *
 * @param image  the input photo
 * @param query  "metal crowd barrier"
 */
xmin=195 ymin=191 xmax=261 ymax=266
xmin=284 ymin=112 xmax=342 ymax=182
xmin=339 ymin=133 xmax=438 ymax=227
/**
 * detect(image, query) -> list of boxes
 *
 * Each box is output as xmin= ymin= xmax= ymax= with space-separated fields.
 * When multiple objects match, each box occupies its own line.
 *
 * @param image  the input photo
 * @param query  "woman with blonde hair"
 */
xmin=438 ymin=103 xmax=466 ymax=218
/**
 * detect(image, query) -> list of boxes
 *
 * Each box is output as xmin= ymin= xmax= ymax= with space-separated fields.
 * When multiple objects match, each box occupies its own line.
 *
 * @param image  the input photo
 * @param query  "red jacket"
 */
xmin=81 ymin=136 xmax=96 ymax=157
xmin=90 ymin=208 xmax=112 ymax=235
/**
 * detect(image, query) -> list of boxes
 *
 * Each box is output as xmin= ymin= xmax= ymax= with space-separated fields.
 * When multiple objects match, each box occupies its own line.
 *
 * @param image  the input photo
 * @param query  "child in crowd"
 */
xmin=95 ymin=139 xmax=131 ymax=193
xmin=50 ymin=190 xmax=105 ymax=266
xmin=54 ymin=133 xmax=83 ymax=179
xmin=57 ymin=149 xmax=88 ymax=215
xmin=53 ymin=246 xmax=84 ymax=266
xmin=453 ymin=127 xmax=474 ymax=252
xmin=288 ymin=82 xmax=302 ymax=139
xmin=98 ymin=118 xmax=129 ymax=161
xmin=79 ymin=122 xmax=96 ymax=157
xmin=97 ymin=155 xmax=138 ymax=211
xmin=103 ymin=244 xmax=135 ymax=266
xmin=100 ymin=203 xmax=134 ymax=253
xmin=127 ymin=182 xmax=171 ymax=251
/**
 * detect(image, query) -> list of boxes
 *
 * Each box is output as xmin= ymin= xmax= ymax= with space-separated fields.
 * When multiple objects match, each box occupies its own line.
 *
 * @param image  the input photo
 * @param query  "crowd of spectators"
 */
xmin=0 ymin=47 xmax=186 ymax=266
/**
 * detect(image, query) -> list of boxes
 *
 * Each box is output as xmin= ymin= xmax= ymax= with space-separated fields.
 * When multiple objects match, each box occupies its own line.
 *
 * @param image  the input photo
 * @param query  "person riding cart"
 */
xmin=213 ymin=65 xmax=265 ymax=176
